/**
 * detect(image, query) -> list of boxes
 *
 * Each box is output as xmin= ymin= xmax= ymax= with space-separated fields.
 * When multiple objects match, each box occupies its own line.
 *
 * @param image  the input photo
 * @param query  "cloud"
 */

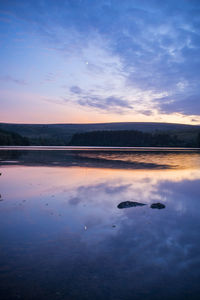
xmin=78 ymin=95 xmax=132 ymax=111
xmin=1 ymin=0 xmax=200 ymax=119
xmin=70 ymin=86 xmax=82 ymax=94
xmin=0 ymin=75 xmax=27 ymax=85
xmin=138 ymin=110 xmax=153 ymax=116
xmin=44 ymin=72 xmax=56 ymax=82
xmin=158 ymin=93 xmax=200 ymax=115
xmin=68 ymin=85 xmax=133 ymax=113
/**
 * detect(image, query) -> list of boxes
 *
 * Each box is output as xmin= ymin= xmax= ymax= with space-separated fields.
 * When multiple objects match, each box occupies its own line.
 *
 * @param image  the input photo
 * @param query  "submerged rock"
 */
xmin=117 ymin=201 xmax=146 ymax=209
xmin=151 ymin=203 xmax=165 ymax=209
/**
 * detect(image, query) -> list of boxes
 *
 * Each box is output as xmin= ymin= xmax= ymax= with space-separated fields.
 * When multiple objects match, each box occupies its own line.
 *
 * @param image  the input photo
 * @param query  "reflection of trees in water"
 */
xmin=77 ymin=150 xmax=200 ymax=169
xmin=0 ymin=150 xmax=27 ymax=161
xmin=0 ymin=149 xmax=200 ymax=170
xmin=0 ymin=150 xmax=170 ymax=169
xmin=0 ymin=150 xmax=78 ymax=167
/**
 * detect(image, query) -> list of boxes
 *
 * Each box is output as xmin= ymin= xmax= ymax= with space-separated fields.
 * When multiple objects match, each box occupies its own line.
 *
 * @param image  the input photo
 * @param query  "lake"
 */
xmin=0 ymin=147 xmax=200 ymax=300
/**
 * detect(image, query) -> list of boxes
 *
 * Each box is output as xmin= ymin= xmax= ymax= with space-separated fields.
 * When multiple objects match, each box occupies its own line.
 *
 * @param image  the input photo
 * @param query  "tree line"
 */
xmin=69 ymin=130 xmax=200 ymax=147
xmin=1 ymin=128 xmax=200 ymax=147
xmin=0 ymin=129 xmax=29 ymax=146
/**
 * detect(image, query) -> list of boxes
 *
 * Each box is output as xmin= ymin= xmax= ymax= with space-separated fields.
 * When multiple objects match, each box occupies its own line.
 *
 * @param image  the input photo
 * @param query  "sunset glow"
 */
xmin=0 ymin=0 xmax=200 ymax=124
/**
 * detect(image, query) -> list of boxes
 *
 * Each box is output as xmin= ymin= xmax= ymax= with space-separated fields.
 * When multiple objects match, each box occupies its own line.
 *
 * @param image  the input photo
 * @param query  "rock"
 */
xmin=117 ymin=201 xmax=146 ymax=209
xmin=151 ymin=203 xmax=165 ymax=209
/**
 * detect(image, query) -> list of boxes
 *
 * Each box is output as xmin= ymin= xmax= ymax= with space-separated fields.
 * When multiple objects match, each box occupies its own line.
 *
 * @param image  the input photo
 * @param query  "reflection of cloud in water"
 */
xmin=10 ymin=197 xmax=199 ymax=300
xmin=69 ymin=182 xmax=132 ymax=206
xmin=155 ymin=179 xmax=200 ymax=214
xmin=1 ymin=166 xmax=200 ymax=209
xmin=1 ymin=159 xmax=200 ymax=298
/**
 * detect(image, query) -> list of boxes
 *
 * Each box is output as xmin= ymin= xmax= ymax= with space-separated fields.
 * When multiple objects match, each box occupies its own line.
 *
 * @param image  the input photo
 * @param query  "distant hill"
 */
xmin=0 ymin=128 xmax=30 ymax=146
xmin=0 ymin=122 xmax=200 ymax=146
xmin=69 ymin=130 xmax=185 ymax=147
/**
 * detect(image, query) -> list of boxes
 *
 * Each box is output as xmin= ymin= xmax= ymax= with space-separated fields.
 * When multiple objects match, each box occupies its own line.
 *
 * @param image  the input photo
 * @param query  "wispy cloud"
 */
xmin=77 ymin=95 xmax=133 ymax=113
xmin=66 ymin=85 xmax=133 ymax=113
xmin=0 ymin=75 xmax=27 ymax=85
xmin=158 ymin=93 xmax=200 ymax=116
xmin=70 ymin=86 xmax=82 ymax=94
xmin=1 ymin=0 xmax=200 ymax=121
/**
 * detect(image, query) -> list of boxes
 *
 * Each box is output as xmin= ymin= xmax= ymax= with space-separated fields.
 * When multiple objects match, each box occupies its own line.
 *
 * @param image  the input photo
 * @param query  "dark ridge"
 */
xmin=0 ymin=129 xmax=30 ymax=146
xmin=68 ymin=130 xmax=200 ymax=147
xmin=0 ymin=122 xmax=200 ymax=146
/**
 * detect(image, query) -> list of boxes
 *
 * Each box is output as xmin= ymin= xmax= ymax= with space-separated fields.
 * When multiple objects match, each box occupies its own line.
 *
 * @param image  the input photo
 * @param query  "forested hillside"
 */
xmin=0 ymin=129 xmax=30 ymax=146
xmin=0 ymin=122 xmax=200 ymax=146
xmin=69 ymin=130 xmax=200 ymax=147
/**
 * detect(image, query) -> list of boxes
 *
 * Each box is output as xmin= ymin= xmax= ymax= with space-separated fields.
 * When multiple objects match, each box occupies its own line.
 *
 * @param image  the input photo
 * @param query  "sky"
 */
xmin=0 ymin=0 xmax=200 ymax=124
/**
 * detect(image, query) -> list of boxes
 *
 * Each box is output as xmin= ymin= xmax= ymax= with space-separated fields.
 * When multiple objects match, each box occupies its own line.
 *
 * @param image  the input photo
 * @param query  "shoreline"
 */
xmin=0 ymin=146 xmax=200 ymax=151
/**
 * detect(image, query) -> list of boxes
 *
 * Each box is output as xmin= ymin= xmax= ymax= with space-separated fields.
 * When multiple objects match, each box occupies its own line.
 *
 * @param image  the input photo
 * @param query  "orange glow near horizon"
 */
xmin=1 ymin=106 xmax=200 ymax=125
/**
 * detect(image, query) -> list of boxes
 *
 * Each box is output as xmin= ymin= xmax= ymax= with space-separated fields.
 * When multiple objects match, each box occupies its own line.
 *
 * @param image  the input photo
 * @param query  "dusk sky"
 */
xmin=0 ymin=0 xmax=200 ymax=124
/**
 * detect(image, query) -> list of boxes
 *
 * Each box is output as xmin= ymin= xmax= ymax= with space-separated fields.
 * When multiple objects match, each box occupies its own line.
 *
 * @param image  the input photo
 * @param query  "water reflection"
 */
xmin=0 ymin=149 xmax=200 ymax=299
xmin=1 ymin=148 xmax=200 ymax=169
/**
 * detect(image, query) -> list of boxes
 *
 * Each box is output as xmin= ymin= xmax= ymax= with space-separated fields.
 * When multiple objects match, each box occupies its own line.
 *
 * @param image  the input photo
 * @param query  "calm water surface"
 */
xmin=0 ymin=148 xmax=200 ymax=300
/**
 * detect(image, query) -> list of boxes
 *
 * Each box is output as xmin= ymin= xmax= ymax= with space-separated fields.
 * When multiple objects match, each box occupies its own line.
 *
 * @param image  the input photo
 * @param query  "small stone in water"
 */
xmin=118 ymin=201 xmax=146 ymax=209
xmin=151 ymin=203 xmax=165 ymax=209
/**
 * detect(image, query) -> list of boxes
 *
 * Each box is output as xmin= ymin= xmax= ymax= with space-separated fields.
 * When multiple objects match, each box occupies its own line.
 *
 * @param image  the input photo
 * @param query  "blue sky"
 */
xmin=0 ymin=0 xmax=200 ymax=124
